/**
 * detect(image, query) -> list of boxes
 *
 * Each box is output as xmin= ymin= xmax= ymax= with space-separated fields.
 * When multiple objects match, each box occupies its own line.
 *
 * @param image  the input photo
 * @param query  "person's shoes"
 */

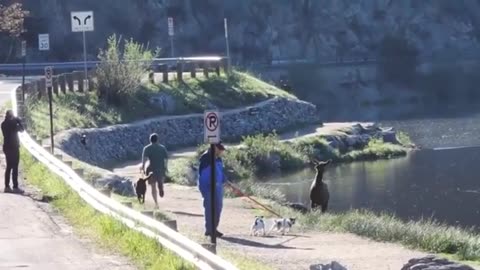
xmin=215 ymin=230 xmax=224 ymax=238
xmin=12 ymin=187 xmax=24 ymax=194
xmin=154 ymin=203 xmax=159 ymax=209
xmin=159 ymin=190 xmax=164 ymax=198
xmin=4 ymin=186 xmax=12 ymax=193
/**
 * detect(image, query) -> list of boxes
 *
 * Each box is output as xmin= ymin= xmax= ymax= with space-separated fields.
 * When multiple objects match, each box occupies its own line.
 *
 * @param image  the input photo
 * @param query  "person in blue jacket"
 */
xmin=198 ymin=142 xmax=226 ymax=237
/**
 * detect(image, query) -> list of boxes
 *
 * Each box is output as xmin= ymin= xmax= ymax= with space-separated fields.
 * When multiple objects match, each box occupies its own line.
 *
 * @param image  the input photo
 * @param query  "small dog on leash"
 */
xmin=250 ymin=216 xmax=266 ymax=236
xmin=134 ymin=173 xmax=153 ymax=204
xmin=268 ymin=218 xmax=296 ymax=235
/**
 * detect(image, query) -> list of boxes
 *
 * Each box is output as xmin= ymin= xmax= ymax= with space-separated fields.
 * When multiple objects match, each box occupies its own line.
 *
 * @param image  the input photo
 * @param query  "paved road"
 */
xmin=0 ymin=79 xmax=135 ymax=270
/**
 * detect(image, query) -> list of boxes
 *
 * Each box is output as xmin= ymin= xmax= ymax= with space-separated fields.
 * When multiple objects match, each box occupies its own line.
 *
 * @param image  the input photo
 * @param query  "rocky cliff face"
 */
xmin=19 ymin=0 xmax=480 ymax=63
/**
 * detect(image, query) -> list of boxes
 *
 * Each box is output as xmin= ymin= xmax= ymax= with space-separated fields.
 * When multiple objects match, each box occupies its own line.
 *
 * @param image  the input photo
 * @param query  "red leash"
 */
xmin=226 ymin=181 xmax=282 ymax=218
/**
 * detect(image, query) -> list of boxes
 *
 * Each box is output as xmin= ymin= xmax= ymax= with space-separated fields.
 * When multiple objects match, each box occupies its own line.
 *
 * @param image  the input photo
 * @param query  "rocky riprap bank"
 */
xmin=55 ymin=97 xmax=320 ymax=168
xmin=401 ymin=256 xmax=475 ymax=270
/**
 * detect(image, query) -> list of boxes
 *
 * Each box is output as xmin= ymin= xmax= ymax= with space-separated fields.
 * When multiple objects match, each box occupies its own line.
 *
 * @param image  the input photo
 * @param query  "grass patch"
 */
xmin=20 ymin=147 xmax=194 ymax=270
xmin=170 ymin=132 xmax=410 ymax=187
xmin=267 ymin=205 xmax=480 ymax=262
xmin=26 ymin=71 xmax=293 ymax=139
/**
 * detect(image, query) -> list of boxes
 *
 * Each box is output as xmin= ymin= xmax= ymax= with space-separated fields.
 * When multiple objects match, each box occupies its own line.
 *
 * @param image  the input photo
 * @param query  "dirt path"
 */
xmin=133 ymin=184 xmax=424 ymax=270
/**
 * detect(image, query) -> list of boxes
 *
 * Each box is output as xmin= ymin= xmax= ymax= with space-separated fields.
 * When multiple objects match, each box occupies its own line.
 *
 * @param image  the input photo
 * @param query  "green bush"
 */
xmin=96 ymin=34 xmax=158 ymax=106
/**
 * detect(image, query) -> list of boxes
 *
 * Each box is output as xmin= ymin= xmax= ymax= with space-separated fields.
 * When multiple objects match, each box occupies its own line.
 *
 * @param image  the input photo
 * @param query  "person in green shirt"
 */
xmin=141 ymin=133 xmax=168 ymax=209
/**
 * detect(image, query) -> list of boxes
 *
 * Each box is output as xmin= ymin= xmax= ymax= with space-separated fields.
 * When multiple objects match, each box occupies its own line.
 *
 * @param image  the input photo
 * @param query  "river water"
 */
xmin=262 ymin=103 xmax=480 ymax=229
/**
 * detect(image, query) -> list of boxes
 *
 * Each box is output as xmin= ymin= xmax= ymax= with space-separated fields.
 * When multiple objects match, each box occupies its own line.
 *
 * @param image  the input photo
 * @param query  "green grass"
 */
xmin=20 ymin=147 xmax=195 ymax=270
xmin=266 ymin=205 xmax=480 ymax=262
xmin=26 ymin=71 xmax=293 ymax=139
xmin=170 ymin=132 xmax=410 ymax=186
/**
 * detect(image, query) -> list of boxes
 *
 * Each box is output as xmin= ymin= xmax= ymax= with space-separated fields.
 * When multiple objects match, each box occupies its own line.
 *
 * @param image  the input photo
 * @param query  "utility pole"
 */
xmin=21 ymin=40 xmax=26 ymax=102
xmin=168 ymin=17 xmax=175 ymax=58
xmin=224 ymin=18 xmax=231 ymax=74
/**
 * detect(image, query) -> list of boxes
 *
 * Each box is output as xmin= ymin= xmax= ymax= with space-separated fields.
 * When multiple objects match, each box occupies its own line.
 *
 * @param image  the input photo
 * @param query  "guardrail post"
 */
xmin=190 ymin=62 xmax=197 ymax=78
xmin=37 ymin=79 xmax=46 ymax=98
xmin=162 ymin=64 xmax=169 ymax=83
xmin=203 ymin=62 xmax=209 ymax=78
xmin=142 ymin=211 xmax=154 ymax=218
xmin=66 ymin=73 xmax=74 ymax=92
xmin=59 ymin=74 xmax=67 ymax=94
xmin=176 ymin=61 xmax=184 ymax=82
xmin=148 ymin=70 xmax=155 ymax=84
xmin=164 ymin=220 xmax=178 ymax=232
xmin=121 ymin=201 xmax=133 ymax=208
xmin=74 ymin=71 xmax=84 ymax=92
xmin=52 ymin=76 xmax=59 ymax=95
xmin=88 ymin=70 xmax=95 ymax=91
xmin=74 ymin=168 xmax=84 ymax=177
xmin=215 ymin=62 xmax=220 ymax=76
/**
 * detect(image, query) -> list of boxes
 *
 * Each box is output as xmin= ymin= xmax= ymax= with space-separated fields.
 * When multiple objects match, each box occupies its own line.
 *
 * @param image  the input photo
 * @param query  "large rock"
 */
xmin=310 ymin=261 xmax=348 ymax=270
xmin=95 ymin=174 xmax=135 ymax=197
xmin=401 ymin=255 xmax=475 ymax=270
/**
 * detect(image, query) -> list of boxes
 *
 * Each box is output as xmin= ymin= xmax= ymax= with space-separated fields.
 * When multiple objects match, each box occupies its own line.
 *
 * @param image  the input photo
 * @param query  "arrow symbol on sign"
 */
xmin=84 ymin=15 xmax=92 ymax=25
xmin=73 ymin=16 xmax=81 ymax=25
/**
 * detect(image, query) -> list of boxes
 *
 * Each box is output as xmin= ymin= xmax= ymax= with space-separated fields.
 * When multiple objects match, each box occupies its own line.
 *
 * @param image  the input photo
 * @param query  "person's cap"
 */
xmin=215 ymin=142 xmax=225 ymax=151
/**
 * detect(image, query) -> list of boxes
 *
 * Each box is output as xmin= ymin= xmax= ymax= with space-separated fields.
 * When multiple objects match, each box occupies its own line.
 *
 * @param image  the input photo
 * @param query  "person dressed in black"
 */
xmin=1 ymin=110 xmax=24 ymax=194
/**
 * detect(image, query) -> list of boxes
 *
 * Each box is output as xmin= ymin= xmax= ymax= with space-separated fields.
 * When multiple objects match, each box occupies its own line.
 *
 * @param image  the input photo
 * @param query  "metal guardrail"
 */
xmin=0 ymin=56 xmax=226 ymax=73
xmin=9 ymin=84 xmax=238 ymax=270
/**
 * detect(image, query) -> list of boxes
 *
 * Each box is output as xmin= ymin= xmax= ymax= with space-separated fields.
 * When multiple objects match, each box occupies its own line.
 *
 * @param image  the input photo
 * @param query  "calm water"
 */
xmin=262 ymin=104 xmax=480 ymax=229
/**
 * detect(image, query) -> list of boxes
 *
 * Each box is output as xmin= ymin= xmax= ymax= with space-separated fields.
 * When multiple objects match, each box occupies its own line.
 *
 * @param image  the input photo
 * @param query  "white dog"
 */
xmin=250 ymin=216 xmax=266 ymax=236
xmin=268 ymin=218 xmax=296 ymax=235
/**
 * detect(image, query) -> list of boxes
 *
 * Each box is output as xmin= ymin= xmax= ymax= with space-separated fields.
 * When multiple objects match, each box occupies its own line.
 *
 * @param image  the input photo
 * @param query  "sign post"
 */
xmin=45 ymin=66 xmax=54 ymax=154
xmin=168 ymin=17 xmax=174 ymax=57
xmin=224 ymin=18 xmax=231 ymax=74
xmin=38 ymin=34 xmax=50 ymax=51
xmin=21 ymin=40 xmax=26 ymax=102
xmin=71 ymin=11 xmax=94 ymax=88
xmin=204 ymin=111 xmax=220 ymax=252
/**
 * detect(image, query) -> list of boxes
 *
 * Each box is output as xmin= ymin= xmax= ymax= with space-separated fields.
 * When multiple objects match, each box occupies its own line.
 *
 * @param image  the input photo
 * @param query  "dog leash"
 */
xmin=226 ymin=181 xmax=283 ymax=218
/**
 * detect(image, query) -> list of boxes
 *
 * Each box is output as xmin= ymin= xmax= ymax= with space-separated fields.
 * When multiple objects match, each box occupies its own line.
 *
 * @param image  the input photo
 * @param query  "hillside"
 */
xmin=6 ymin=0 xmax=480 ymax=63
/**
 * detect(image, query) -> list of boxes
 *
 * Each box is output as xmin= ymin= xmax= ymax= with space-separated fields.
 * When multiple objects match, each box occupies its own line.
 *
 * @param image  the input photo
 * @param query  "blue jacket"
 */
xmin=198 ymin=150 xmax=226 ymax=197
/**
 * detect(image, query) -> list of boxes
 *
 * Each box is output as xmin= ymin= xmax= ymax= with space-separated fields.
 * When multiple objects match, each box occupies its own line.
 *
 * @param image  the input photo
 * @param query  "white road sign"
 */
xmin=45 ymin=66 xmax=53 ymax=88
xmin=204 ymin=111 xmax=220 ymax=144
xmin=38 ymin=34 xmax=50 ymax=51
xmin=21 ymin=40 xmax=26 ymax=57
xmin=168 ymin=17 xmax=174 ymax=36
xmin=224 ymin=18 xmax=228 ymax=38
xmin=71 ymin=11 xmax=94 ymax=32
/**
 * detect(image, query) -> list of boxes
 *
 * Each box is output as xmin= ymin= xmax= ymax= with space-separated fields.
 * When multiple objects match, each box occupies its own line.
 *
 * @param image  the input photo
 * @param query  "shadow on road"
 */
xmin=221 ymin=235 xmax=314 ymax=250
xmin=170 ymin=210 xmax=204 ymax=217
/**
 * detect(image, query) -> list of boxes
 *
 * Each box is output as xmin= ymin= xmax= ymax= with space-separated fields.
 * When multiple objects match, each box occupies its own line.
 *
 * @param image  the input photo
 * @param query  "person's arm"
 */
xmin=16 ymin=118 xmax=24 ymax=133
xmin=141 ymin=147 xmax=147 ymax=173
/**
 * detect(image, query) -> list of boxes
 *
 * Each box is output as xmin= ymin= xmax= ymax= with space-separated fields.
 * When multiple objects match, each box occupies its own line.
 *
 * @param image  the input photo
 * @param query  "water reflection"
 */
xmin=263 ymin=148 xmax=480 ymax=229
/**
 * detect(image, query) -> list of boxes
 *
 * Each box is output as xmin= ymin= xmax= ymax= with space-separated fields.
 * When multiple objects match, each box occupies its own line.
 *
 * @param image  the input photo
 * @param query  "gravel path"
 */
xmin=123 ymin=183 xmax=425 ymax=270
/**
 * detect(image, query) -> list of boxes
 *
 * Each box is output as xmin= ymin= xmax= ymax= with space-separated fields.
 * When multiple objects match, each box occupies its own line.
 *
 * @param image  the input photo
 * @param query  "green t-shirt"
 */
xmin=143 ymin=143 xmax=168 ymax=175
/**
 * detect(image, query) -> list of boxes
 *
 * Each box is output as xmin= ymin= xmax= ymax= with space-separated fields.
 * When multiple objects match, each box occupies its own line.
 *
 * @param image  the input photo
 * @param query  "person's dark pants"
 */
xmin=200 ymin=189 xmax=223 ymax=235
xmin=3 ymin=146 xmax=20 ymax=189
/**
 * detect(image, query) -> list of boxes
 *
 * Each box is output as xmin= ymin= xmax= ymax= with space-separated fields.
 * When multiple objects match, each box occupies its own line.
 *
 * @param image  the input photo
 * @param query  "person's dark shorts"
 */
xmin=147 ymin=171 xmax=165 ymax=185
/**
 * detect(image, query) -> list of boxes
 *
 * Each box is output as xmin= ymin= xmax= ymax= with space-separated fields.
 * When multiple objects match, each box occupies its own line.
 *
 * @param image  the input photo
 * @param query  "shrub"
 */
xmin=95 ymin=34 xmax=158 ymax=106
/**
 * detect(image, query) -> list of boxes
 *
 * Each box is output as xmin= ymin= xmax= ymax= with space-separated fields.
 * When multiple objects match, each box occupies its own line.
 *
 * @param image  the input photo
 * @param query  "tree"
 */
xmin=0 ymin=3 xmax=29 ymax=62
xmin=378 ymin=35 xmax=418 ymax=86
xmin=96 ymin=34 xmax=159 ymax=106
xmin=0 ymin=3 xmax=28 ymax=37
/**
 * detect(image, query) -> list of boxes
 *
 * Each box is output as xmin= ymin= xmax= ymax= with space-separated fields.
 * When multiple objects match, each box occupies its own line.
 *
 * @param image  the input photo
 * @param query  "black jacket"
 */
xmin=1 ymin=117 xmax=24 ymax=149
